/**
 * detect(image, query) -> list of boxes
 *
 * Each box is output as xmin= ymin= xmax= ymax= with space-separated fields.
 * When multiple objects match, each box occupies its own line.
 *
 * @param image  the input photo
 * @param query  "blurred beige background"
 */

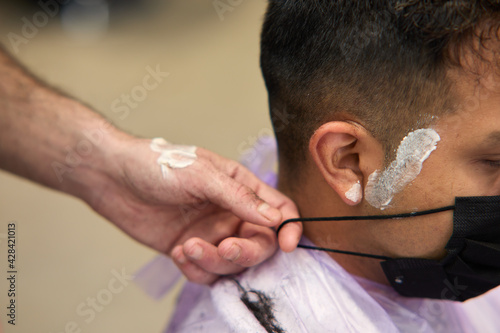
xmin=0 ymin=0 xmax=272 ymax=332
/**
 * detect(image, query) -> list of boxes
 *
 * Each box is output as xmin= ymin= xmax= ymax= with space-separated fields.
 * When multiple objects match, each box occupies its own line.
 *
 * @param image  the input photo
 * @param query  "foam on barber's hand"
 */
xmin=150 ymin=137 xmax=197 ymax=178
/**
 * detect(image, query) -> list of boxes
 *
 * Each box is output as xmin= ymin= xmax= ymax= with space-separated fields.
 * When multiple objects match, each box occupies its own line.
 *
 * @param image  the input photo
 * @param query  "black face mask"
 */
xmin=277 ymin=196 xmax=500 ymax=302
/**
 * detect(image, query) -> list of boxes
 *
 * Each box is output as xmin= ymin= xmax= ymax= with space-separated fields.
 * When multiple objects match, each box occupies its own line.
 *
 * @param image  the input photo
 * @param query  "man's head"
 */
xmin=261 ymin=1 xmax=500 ymax=283
xmin=262 ymin=0 xmax=499 ymax=183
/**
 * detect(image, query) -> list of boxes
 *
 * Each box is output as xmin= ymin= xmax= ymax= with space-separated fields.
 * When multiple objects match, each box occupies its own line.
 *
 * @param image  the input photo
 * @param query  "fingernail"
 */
xmin=223 ymin=244 xmax=241 ymax=261
xmin=258 ymin=203 xmax=280 ymax=223
xmin=172 ymin=247 xmax=186 ymax=264
xmin=186 ymin=244 xmax=203 ymax=260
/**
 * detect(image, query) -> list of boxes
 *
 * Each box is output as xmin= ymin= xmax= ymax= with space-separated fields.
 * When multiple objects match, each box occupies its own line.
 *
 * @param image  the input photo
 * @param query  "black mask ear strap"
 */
xmin=276 ymin=205 xmax=455 ymax=260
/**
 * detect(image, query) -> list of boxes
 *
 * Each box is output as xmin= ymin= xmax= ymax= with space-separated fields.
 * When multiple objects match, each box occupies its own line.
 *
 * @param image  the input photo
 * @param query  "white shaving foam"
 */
xmin=150 ymin=137 xmax=197 ymax=178
xmin=365 ymin=128 xmax=440 ymax=210
xmin=345 ymin=181 xmax=362 ymax=203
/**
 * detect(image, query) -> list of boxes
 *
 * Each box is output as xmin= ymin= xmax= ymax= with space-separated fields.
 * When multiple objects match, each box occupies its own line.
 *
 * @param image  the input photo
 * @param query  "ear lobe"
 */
xmin=309 ymin=122 xmax=365 ymax=206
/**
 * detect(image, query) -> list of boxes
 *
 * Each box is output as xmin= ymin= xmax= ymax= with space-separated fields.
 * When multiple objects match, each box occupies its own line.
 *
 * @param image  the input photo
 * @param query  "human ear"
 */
xmin=308 ymin=121 xmax=383 ymax=206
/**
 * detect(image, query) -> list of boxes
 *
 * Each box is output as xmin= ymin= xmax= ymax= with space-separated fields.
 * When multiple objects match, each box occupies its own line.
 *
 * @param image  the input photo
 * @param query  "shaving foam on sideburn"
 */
xmin=365 ymin=128 xmax=440 ymax=210
xmin=150 ymin=137 xmax=197 ymax=178
xmin=345 ymin=181 xmax=362 ymax=203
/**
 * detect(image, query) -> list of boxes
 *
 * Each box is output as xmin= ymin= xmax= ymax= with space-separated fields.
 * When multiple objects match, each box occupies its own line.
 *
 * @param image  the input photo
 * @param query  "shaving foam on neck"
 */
xmin=150 ymin=138 xmax=197 ymax=178
xmin=365 ymin=128 xmax=440 ymax=210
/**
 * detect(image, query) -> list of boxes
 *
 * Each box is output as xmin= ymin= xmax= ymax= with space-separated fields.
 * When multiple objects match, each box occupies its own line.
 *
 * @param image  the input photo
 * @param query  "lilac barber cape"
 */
xmin=135 ymin=238 xmax=500 ymax=332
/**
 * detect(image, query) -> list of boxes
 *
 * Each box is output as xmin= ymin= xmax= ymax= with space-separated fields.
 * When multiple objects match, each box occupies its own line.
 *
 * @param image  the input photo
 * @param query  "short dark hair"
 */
xmin=261 ymin=0 xmax=500 ymax=183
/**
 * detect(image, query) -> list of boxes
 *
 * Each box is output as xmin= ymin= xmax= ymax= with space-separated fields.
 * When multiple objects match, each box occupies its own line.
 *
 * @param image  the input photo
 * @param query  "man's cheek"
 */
xmin=364 ymin=129 xmax=441 ymax=210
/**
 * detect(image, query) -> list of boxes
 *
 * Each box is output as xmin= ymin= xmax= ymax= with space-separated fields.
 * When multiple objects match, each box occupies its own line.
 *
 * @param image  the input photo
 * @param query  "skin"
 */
xmin=0 ymin=47 xmax=301 ymax=284
xmin=283 ymin=38 xmax=500 ymax=285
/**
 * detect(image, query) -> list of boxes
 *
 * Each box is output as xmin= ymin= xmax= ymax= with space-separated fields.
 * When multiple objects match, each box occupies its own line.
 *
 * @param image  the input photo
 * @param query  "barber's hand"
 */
xmin=88 ymin=136 xmax=301 ymax=284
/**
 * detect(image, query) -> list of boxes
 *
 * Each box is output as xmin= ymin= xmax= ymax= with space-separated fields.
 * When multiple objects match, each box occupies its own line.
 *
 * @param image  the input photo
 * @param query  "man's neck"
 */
xmin=300 ymin=208 xmax=390 ymax=285
xmin=283 ymin=175 xmax=390 ymax=285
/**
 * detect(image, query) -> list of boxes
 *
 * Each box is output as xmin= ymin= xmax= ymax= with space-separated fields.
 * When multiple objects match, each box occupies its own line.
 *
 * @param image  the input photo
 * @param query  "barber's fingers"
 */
xmin=196 ymin=148 xmax=296 ymax=227
xmin=277 ymin=221 xmax=303 ymax=252
xmin=271 ymin=190 xmax=301 ymax=252
xmin=177 ymin=238 xmax=246 ymax=276
xmin=173 ymin=224 xmax=277 ymax=277
xmin=202 ymin=154 xmax=302 ymax=252
xmin=213 ymin=154 xmax=301 ymax=247
xmin=171 ymin=239 xmax=244 ymax=281
xmin=200 ymin=167 xmax=282 ymax=227
xmin=218 ymin=222 xmax=278 ymax=267
xmin=171 ymin=245 xmax=218 ymax=284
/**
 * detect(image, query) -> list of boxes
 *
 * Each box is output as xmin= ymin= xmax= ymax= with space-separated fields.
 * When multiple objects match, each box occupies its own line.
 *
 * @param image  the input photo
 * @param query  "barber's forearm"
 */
xmin=0 ymin=47 xmax=126 ymax=201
